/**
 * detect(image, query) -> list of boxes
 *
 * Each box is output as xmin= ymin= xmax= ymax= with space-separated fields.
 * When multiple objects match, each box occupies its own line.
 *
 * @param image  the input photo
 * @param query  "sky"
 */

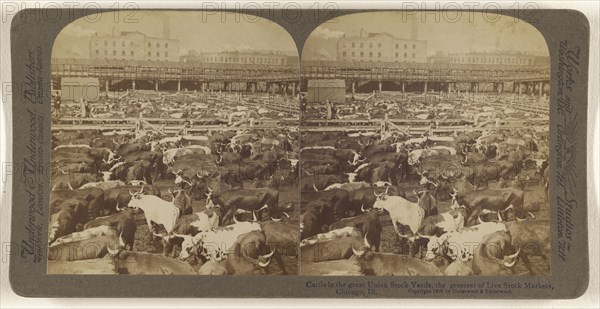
xmin=52 ymin=11 xmax=298 ymax=59
xmin=302 ymin=11 xmax=550 ymax=61
xmin=52 ymin=11 xmax=550 ymax=61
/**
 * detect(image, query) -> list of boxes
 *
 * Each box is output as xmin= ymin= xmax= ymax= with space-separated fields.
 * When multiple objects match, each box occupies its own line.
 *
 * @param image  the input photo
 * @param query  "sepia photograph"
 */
xmin=299 ymin=12 xmax=551 ymax=276
xmin=48 ymin=11 xmax=300 ymax=275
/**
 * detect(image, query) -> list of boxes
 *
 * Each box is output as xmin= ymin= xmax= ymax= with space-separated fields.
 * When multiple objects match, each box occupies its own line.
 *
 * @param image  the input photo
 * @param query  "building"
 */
xmin=436 ymin=51 xmax=549 ymax=66
xmin=60 ymin=77 xmax=99 ymax=102
xmin=89 ymin=31 xmax=180 ymax=62
xmin=307 ymin=79 xmax=346 ymax=104
xmin=181 ymin=50 xmax=293 ymax=66
xmin=336 ymin=32 xmax=428 ymax=63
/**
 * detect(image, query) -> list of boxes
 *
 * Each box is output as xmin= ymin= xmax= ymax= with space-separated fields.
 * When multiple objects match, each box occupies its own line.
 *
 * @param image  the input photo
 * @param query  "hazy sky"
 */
xmin=53 ymin=11 xmax=549 ymax=61
xmin=302 ymin=11 xmax=549 ymax=60
xmin=52 ymin=11 xmax=297 ymax=59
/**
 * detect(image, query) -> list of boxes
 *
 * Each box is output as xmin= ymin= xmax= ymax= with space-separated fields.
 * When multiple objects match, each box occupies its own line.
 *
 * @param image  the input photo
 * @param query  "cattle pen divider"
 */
xmin=52 ymin=115 xmax=548 ymax=135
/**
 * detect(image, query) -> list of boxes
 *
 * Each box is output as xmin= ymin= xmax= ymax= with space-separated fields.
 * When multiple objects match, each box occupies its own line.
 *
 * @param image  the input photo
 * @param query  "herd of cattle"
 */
xmin=308 ymin=91 xmax=547 ymax=123
xmin=49 ymin=126 xmax=299 ymax=275
xmin=62 ymin=90 xmax=296 ymax=121
xmin=48 ymin=88 xmax=550 ymax=277
xmin=299 ymin=122 xmax=550 ymax=276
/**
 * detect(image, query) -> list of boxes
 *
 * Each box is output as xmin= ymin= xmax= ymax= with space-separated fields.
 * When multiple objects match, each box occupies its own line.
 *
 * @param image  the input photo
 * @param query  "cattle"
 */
xmin=116 ymin=160 xmax=155 ymax=184
xmin=52 ymin=152 xmax=97 ymax=165
xmin=488 ymin=174 xmax=526 ymax=190
xmin=197 ymin=259 xmax=228 ymax=275
xmin=216 ymin=151 xmax=242 ymax=165
xmin=259 ymin=221 xmax=298 ymax=274
xmin=300 ymin=259 xmax=363 ymax=276
xmin=108 ymin=160 xmax=153 ymax=184
xmin=48 ymin=199 xmax=90 ymax=244
xmin=329 ymin=209 xmax=382 ymax=251
xmin=372 ymin=187 xmax=425 ymax=240
xmin=324 ymin=181 xmax=370 ymax=191
xmin=408 ymin=148 xmax=452 ymax=165
xmin=302 ymin=148 xmax=364 ymax=166
xmin=51 ymin=173 xmax=98 ymax=190
xmin=450 ymin=187 xmax=533 ymax=226
xmin=114 ymin=142 xmax=151 ymax=157
xmin=417 ymin=211 xmax=465 ymax=238
xmin=48 ymin=257 xmax=117 ymax=275
xmin=107 ymin=246 xmax=198 ymax=275
xmin=351 ymin=237 xmax=444 ymax=276
xmin=168 ymin=188 xmax=193 ymax=217
xmin=163 ymin=146 xmax=211 ymax=164
xmin=300 ymin=206 xmax=323 ymax=240
xmin=160 ymin=209 xmax=220 ymax=257
xmin=301 ymin=188 xmax=349 ymax=221
xmin=102 ymin=185 xmax=160 ymax=215
xmin=461 ymin=149 xmax=487 ymax=165
xmin=504 ymin=221 xmax=550 ymax=275
xmin=213 ymin=161 xmax=274 ymax=185
xmin=422 ymin=222 xmax=507 ymax=262
xmin=300 ymin=174 xmax=351 ymax=192
xmin=50 ymin=226 xmax=117 ymax=247
xmin=352 ymin=251 xmax=445 ymax=276
xmin=361 ymin=162 xmax=400 ymax=185
xmin=472 ymin=231 xmax=520 ymax=276
xmin=83 ymin=208 xmax=137 ymax=250
xmin=121 ymin=151 xmax=165 ymax=181
xmin=364 ymin=152 xmax=408 ymax=180
xmin=225 ymin=230 xmax=275 ymax=275
xmin=48 ymin=235 xmax=119 ymax=261
xmin=415 ymin=189 xmax=438 ymax=217
xmin=302 ymin=195 xmax=349 ymax=238
xmin=414 ymin=155 xmax=462 ymax=181
xmin=301 ymin=228 xmax=364 ymax=263
xmin=179 ymin=221 xmax=262 ymax=261
xmin=126 ymin=187 xmax=180 ymax=235
xmin=79 ymin=180 xmax=126 ymax=190
xmin=433 ymin=177 xmax=477 ymax=201
xmin=50 ymin=187 xmax=104 ymax=218
xmin=444 ymin=260 xmax=473 ymax=276
xmin=302 ymin=162 xmax=342 ymax=176
xmin=207 ymin=187 xmax=279 ymax=224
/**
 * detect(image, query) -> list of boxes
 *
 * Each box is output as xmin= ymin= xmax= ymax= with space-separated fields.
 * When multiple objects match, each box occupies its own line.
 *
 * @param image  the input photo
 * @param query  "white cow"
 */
xmin=430 ymin=145 xmax=457 ymax=155
xmin=179 ymin=220 xmax=261 ymax=260
xmin=423 ymin=222 xmax=507 ymax=262
xmin=324 ymin=181 xmax=370 ymax=191
xmin=127 ymin=189 xmax=180 ymax=235
xmin=300 ymin=227 xmax=360 ymax=247
xmin=79 ymin=180 xmax=126 ymax=190
xmin=53 ymin=144 xmax=91 ymax=151
xmin=50 ymin=226 xmax=117 ymax=247
xmin=372 ymin=188 xmax=424 ymax=240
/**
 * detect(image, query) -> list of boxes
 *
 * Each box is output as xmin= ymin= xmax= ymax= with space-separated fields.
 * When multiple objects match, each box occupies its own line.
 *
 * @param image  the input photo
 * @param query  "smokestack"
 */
xmin=162 ymin=14 xmax=170 ymax=39
xmin=411 ymin=15 xmax=418 ymax=40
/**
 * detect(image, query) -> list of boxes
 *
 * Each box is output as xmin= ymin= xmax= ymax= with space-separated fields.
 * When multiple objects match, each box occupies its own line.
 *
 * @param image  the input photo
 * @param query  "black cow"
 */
xmin=83 ymin=208 xmax=137 ymax=250
xmin=207 ymin=187 xmax=279 ymax=224
xmin=329 ymin=209 xmax=382 ymax=252
xmin=50 ymin=187 xmax=104 ymax=218
xmin=301 ymin=189 xmax=349 ymax=222
xmin=259 ymin=221 xmax=298 ymax=275
xmin=451 ymin=187 xmax=531 ymax=226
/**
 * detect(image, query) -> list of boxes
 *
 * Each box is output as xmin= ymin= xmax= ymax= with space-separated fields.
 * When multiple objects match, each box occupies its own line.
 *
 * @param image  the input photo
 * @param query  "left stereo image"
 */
xmin=48 ymin=10 xmax=300 ymax=275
